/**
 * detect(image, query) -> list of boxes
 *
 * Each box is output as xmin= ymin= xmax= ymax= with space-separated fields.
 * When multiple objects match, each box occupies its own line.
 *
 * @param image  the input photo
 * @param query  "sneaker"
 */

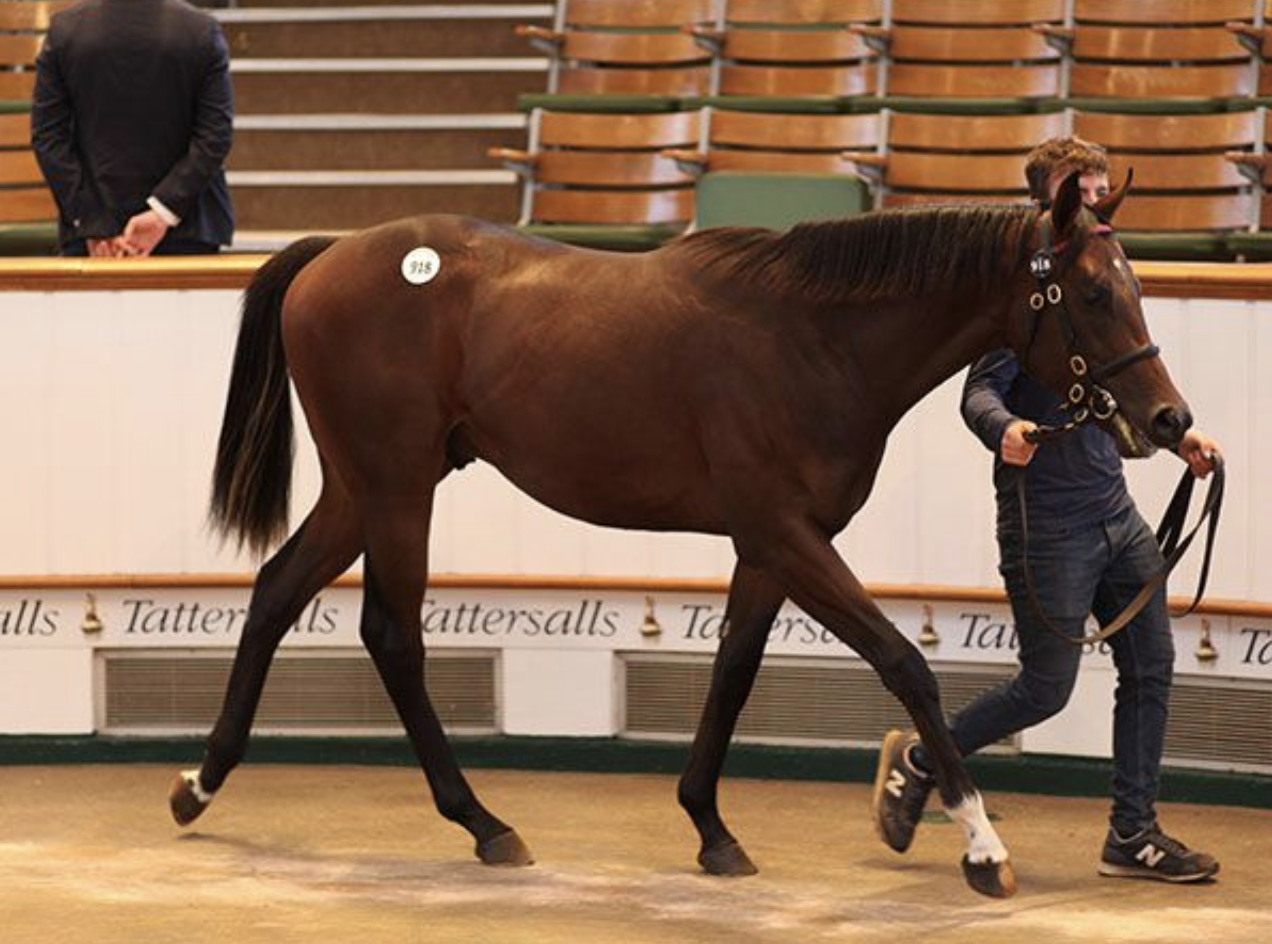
xmin=1098 ymin=825 xmax=1219 ymax=883
xmin=872 ymin=729 xmax=935 ymax=853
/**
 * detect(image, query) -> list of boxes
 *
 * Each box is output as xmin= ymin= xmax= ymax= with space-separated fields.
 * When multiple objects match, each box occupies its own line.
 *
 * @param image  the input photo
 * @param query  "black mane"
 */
xmin=671 ymin=203 xmax=1038 ymax=305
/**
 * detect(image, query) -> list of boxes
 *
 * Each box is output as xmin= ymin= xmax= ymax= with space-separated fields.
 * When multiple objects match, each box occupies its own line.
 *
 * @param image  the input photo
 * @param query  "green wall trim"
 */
xmin=1 ymin=735 xmax=1268 ymax=810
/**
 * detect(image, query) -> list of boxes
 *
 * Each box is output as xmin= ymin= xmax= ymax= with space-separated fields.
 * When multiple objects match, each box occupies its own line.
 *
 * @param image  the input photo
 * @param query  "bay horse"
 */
xmin=170 ymin=173 xmax=1192 ymax=898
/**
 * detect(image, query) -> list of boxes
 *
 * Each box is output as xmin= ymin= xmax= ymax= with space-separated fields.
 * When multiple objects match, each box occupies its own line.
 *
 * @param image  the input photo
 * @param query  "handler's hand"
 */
xmin=1177 ymin=428 xmax=1222 ymax=479
xmin=1001 ymin=419 xmax=1039 ymax=467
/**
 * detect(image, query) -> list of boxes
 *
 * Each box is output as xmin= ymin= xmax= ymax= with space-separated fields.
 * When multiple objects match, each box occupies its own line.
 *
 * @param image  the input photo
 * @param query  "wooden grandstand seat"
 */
xmin=722 ymin=1 xmax=884 ymax=26
xmin=489 ymin=108 xmax=699 ymax=249
xmin=517 ymin=0 xmax=715 ymax=101
xmin=688 ymin=0 xmax=882 ymax=102
xmin=0 ymin=109 xmax=59 ymax=254
xmin=865 ymin=0 xmax=1064 ymax=102
xmin=1051 ymin=0 xmax=1255 ymax=102
xmin=1074 ymin=110 xmax=1258 ymax=193
xmin=844 ymin=110 xmax=1066 ymax=207
xmin=666 ymin=108 xmax=879 ymax=174
xmin=1070 ymin=0 xmax=1254 ymax=25
xmin=0 ymin=1 xmax=67 ymax=101
xmin=0 ymin=2 xmax=65 ymax=254
xmin=1227 ymin=1 xmax=1272 ymax=98
xmin=1110 ymin=193 xmax=1254 ymax=234
xmin=706 ymin=31 xmax=879 ymax=99
xmin=1220 ymin=110 xmax=1272 ymax=255
xmin=1073 ymin=108 xmax=1259 ymax=259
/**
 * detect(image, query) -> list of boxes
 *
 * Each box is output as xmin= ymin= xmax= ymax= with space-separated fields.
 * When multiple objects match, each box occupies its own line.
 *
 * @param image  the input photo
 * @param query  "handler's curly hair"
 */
xmin=1024 ymin=136 xmax=1109 ymax=203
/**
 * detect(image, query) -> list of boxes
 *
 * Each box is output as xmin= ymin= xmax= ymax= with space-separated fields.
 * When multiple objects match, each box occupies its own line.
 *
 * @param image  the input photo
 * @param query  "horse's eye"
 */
xmin=1084 ymin=284 xmax=1110 ymax=306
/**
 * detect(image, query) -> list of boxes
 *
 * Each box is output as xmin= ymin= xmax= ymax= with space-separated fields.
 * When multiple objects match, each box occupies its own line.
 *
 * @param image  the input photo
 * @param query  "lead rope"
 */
xmin=1014 ymin=456 xmax=1224 ymax=647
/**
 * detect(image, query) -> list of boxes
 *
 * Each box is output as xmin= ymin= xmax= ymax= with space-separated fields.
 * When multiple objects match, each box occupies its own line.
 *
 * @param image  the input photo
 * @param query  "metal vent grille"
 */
xmin=1164 ymin=677 xmax=1272 ymax=774
xmin=623 ymin=653 xmax=1018 ymax=750
xmin=101 ymin=649 xmax=497 ymax=735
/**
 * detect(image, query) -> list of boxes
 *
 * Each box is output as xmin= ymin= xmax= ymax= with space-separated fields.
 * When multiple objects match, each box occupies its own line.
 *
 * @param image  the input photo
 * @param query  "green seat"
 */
xmin=1224 ymin=231 xmax=1272 ymax=261
xmin=695 ymin=94 xmax=875 ymax=115
xmin=693 ymin=172 xmax=870 ymax=231
xmin=1117 ymin=232 xmax=1235 ymax=262
xmin=0 ymin=221 xmax=58 ymax=256
xmin=519 ymin=222 xmax=685 ymax=251
xmin=1066 ymin=97 xmax=1235 ymax=116
xmin=879 ymin=97 xmax=1064 ymax=116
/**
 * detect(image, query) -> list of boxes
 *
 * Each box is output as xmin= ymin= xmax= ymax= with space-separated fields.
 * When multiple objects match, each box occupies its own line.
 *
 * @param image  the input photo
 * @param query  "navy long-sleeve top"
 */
xmin=961 ymin=350 xmax=1132 ymax=533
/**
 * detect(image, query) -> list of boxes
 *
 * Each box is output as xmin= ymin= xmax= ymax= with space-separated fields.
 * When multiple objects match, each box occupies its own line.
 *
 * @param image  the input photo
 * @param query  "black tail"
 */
xmin=210 ymin=235 xmax=338 ymax=556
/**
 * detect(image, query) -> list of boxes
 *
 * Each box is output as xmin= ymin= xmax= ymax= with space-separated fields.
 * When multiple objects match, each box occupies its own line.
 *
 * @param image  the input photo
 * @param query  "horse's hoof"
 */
xmin=698 ymin=839 xmax=759 ymax=877
xmin=477 ymin=829 xmax=534 ymax=867
xmin=961 ymin=855 xmax=1017 ymax=898
xmin=168 ymin=771 xmax=211 ymax=827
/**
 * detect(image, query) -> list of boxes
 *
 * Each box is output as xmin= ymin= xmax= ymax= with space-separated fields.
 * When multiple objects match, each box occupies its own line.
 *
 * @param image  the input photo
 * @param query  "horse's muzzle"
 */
xmin=1150 ymin=404 xmax=1193 ymax=450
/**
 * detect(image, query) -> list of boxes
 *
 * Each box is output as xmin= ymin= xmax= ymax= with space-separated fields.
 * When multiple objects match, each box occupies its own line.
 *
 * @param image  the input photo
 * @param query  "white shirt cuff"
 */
xmin=146 ymin=196 xmax=181 ymax=227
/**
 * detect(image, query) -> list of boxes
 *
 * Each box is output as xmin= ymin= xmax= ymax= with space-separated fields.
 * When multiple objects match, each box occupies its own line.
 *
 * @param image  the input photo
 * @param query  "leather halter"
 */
xmin=1011 ymin=214 xmax=1224 ymax=648
xmin=1019 ymin=214 xmax=1160 ymax=446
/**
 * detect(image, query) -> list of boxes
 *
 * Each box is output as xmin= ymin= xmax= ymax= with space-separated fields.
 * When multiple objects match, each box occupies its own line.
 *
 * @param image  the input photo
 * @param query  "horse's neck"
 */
xmin=844 ymin=287 xmax=1008 ymax=426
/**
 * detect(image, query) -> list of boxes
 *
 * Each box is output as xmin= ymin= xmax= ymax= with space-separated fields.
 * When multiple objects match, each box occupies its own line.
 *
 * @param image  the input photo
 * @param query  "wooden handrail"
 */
xmin=0 ymin=255 xmax=266 ymax=291
xmin=1 ymin=572 xmax=1268 ymax=619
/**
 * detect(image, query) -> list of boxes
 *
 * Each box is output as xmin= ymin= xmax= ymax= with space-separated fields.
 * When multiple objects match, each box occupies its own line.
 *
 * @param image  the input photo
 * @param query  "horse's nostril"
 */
xmin=1151 ymin=406 xmax=1193 ymax=446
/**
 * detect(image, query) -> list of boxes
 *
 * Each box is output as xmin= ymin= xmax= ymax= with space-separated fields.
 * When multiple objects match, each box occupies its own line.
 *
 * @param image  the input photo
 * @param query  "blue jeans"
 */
xmin=948 ymin=504 xmax=1174 ymax=834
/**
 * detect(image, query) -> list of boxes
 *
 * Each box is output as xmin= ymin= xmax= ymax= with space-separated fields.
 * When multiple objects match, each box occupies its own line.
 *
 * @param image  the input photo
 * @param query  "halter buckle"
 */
xmin=1029 ymin=292 xmax=1045 ymax=311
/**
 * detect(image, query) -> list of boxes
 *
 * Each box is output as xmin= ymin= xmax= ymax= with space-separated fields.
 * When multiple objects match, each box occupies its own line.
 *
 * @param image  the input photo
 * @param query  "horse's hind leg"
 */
xmin=678 ymin=562 xmax=783 ymax=877
xmin=358 ymin=491 xmax=532 ymax=867
xmin=169 ymin=486 xmax=361 ymax=825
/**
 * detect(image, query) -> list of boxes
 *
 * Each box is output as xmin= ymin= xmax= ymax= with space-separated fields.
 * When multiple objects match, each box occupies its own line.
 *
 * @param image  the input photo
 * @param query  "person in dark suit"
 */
xmin=30 ymin=0 xmax=235 ymax=257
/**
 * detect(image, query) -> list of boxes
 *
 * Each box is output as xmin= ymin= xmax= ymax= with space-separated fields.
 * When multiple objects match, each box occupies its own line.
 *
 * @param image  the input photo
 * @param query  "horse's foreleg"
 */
xmin=170 ymin=491 xmax=361 ymax=826
xmin=750 ymin=526 xmax=1015 ymax=898
xmin=358 ymin=507 xmax=532 ymax=867
xmin=679 ymin=562 xmax=783 ymax=877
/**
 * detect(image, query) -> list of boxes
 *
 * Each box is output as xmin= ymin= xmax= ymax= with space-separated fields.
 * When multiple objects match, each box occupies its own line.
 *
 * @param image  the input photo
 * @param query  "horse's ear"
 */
xmin=1050 ymin=171 xmax=1085 ymax=236
xmin=1094 ymin=168 xmax=1133 ymax=223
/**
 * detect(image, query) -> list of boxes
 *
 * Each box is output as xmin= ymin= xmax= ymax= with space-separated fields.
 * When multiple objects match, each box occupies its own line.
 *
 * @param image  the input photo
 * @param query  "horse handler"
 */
xmin=872 ymin=137 xmax=1223 ymax=884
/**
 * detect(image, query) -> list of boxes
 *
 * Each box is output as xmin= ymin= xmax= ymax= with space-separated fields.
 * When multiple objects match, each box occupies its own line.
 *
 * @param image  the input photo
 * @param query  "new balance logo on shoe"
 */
xmin=885 ymin=768 xmax=907 ymax=800
xmin=1136 ymin=844 xmax=1167 ymax=869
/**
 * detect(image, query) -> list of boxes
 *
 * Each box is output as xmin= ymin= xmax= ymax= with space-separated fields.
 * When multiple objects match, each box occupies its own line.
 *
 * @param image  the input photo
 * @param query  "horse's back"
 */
xmin=277 ymin=214 xmax=864 ymax=536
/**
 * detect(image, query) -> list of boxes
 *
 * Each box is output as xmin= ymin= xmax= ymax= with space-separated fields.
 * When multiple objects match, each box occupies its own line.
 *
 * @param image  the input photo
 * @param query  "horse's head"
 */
xmin=1014 ymin=171 xmax=1191 ymax=457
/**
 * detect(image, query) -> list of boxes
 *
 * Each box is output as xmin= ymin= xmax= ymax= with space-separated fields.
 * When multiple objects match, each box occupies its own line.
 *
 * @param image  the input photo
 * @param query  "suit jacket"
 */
xmin=31 ymin=0 xmax=235 ymax=251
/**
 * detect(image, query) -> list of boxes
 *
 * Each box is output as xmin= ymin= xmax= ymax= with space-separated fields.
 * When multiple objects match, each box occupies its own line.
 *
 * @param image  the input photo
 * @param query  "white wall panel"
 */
xmin=1254 ymin=312 xmax=1272 ymax=603
xmin=0 ymin=650 xmax=94 ymax=734
xmin=0 ymin=292 xmax=53 ymax=572
xmin=47 ymin=292 xmax=123 ymax=573
xmin=502 ymin=648 xmax=616 ymax=736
